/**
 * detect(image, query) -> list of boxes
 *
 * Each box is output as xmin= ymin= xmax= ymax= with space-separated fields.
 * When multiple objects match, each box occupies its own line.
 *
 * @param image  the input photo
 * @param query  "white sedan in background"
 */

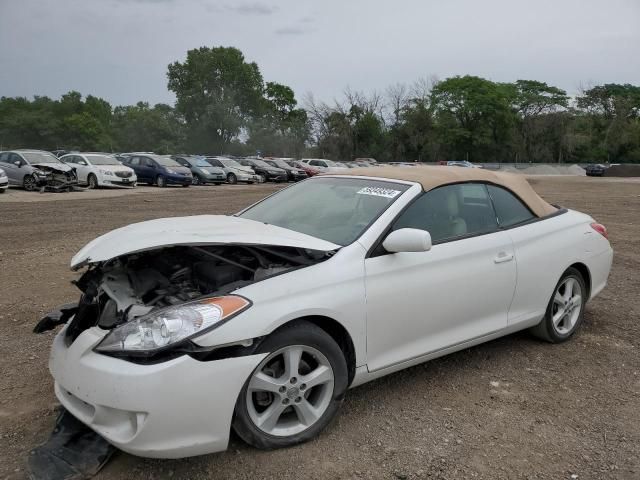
xmin=40 ymin=166 xmax=612 ymax=459
xmin=0 ymin=167 xmax=8 ymax=193
xmin=61 ymin=153 xmax=137 ymax=188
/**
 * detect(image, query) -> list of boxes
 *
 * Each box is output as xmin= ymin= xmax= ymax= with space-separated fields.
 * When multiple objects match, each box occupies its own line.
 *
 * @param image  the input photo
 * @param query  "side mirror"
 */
xmin=14 ymin=161 xmax=22 ymax=167
xmin=78 ymin=161 xmax=87 ymax=166
xmin=382 ymin=228 xmax=432 ymax=253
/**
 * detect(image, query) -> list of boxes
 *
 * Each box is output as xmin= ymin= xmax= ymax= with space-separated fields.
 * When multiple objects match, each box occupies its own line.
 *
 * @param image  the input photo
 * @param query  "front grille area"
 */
xmin=115 ymin=171 xmax=133 ymax=178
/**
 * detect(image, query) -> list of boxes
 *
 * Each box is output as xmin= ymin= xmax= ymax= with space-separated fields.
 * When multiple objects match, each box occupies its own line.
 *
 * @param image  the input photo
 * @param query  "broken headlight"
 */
xmin=95 ymin=296 xmax=250 ymax=354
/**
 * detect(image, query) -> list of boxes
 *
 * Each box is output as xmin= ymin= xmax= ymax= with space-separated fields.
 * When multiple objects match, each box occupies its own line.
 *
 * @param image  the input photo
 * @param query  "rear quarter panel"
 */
xmin=506 ymin=209 xmax=612 ymax=327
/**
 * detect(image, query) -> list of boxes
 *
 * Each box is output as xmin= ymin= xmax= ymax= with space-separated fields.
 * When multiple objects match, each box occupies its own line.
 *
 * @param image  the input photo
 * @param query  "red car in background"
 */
xmin=287 ymin=160 xmax=321 ymax=177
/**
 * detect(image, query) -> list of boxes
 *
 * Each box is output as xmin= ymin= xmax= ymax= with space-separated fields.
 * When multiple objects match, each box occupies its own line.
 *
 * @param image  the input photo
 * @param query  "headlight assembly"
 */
xmin=95 ymin=296 xmax=251 ymax=355
xmin=100 ymin=169 xmax=114 ymax=176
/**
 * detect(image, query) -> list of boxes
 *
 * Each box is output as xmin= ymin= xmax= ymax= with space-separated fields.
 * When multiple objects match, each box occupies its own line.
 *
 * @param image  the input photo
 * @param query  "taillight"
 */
xmin=590 ymin=222 xmax=608 ymax=239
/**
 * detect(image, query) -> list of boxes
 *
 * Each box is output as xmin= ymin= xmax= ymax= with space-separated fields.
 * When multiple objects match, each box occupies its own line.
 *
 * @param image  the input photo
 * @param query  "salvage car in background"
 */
xmin=264 ymin=158 xmax=308 ymax=181
xmin=172 ymin=155 xmax=226 ymax=185
xmin=39 ymin=166 xmax=612 ymax=459
xmin=585 ymin=164 xmax=607 ymax=177
xmin=301 ymin=158 xmax=349 ymax=172
xmin=0 ymin=167 xmax=8 ymax=193
xmin=0 ymin=149 xmax=78 ymax=191
xmin=239 ymin=158 xmax=287 ymax=183
xmin=287 ymin=160 xmax=321 ymax=177
xmin=205 ymin=157 xmax=260 ymax=184
xmin=61 ymin=153 xmax=137 ymax=188
xmin=122 ymin=154 xmax=192 ymax=187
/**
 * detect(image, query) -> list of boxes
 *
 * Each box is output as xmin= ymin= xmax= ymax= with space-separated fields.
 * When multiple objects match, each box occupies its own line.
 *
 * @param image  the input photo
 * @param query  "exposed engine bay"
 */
xmin=34 ymin=164 xmax=80 ymax=192
xmin=36 ymin=244 xmax=329 ymax=343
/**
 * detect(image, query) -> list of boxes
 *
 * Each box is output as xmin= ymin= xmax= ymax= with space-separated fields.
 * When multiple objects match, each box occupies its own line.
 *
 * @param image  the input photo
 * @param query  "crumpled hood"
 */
xmin=33 ymin=162 xmax=73 ymax=173
xmin=71 ymin=215 xmax=340 ymax=270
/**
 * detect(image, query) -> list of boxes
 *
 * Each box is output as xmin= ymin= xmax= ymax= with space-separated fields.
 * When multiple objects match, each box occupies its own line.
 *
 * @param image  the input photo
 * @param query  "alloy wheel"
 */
xmin=551 ymin=277 xmax=583 ymax=335
xmin=246 ymin=345 xmax=335 ymax=437
xmin=24 ymin=175 xmax=37 ymax=191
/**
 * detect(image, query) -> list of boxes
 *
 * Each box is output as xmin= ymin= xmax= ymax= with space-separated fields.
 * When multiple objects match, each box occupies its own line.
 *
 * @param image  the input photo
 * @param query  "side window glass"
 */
xmin=0 ymin=153 xmax=9 ymax=162
xmin=11 ymin=153 xmax=24 ymax=164
xmin=392 ymin=184 xmax=498 ymax=244
xmin=487 ymin=185 xmax=535 ymax=227
xmin=130 ymin=157 xmax=140 ymax=166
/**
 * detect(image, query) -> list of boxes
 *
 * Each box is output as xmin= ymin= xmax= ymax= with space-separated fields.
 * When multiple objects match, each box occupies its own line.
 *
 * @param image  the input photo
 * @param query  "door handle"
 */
xmin=494 ymin=252 xmax=514 ymax=264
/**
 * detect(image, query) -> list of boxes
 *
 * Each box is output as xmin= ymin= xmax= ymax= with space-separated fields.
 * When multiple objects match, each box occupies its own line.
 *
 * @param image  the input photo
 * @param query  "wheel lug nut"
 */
xmin=282 ymin=398 xmax=290 ymax=405
xmin=290 ymin=377 xmax=297 ymax=384
xmin=295 ymin=397 xmax=301 ymax=403
xmin=300 ymin=383 xmax=306 ymax=390
xmin=279 ymin=386 xmax=286 ymax=393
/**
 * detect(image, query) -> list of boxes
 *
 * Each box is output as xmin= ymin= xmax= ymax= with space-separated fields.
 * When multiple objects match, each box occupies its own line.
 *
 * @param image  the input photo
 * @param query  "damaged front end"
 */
xmin=33 ymin=164 xmax=80 ymax=192
xmin=36 ymin=243 xmax=329 ymax=361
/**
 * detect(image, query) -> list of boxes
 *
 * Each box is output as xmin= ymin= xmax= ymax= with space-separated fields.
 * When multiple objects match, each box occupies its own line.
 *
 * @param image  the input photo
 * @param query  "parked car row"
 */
xmin=0 ymin=150 xmax=391 ymax=193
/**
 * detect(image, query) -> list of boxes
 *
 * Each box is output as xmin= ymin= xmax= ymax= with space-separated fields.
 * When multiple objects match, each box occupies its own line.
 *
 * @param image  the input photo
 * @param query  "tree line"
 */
xmin=1 ymin=46 xmax=639 ymax=163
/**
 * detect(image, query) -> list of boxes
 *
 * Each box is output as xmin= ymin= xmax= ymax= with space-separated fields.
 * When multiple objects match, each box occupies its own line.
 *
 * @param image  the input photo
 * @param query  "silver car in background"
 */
xmin=0 ymin=150 xmax=78 ymax=191
xmin=205 ymin=157 xmax=260 ymax=184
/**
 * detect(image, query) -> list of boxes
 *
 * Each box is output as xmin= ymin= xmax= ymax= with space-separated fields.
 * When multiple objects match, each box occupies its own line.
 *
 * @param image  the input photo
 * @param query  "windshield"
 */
xmin=155 ymin=156 xmax=181 ymax=167
xmin=85 ymin=155 xmax=120 ymax=166
xmin=251 ymin=159 xmax=272 ymax=168
xmin=240 ymin=177 xmax=409 ymax=246
xmin=193 ymin=158 xmax=214 ymax=167
xmin=23 ymin=152 xmax=62 ymax=164
xmin=270 ymin=159 xmax=290 ymax=168
xmin=220 ymin=159 xmax=243 ymax=168
xmin=324 ymin=159 xmax=338 ymax=167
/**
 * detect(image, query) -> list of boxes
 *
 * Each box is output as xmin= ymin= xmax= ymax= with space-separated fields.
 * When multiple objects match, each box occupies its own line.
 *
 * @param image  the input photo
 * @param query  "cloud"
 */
xmin=275 ymin=26 xmax=308 ymax=35
xmin=225 ymin=2 xmax=277 ymax=15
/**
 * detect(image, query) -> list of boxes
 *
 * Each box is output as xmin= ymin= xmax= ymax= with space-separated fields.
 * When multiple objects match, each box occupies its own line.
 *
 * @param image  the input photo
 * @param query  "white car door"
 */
xmin=364 ymin=183 xmax=517 ymax=372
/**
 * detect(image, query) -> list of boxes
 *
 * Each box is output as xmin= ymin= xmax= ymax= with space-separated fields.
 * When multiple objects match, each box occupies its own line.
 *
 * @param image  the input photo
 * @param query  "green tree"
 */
xmin=430 ymin=76 xmax=514 ymax=162
xmin=167 ymin=46 xmax=264 ymax=153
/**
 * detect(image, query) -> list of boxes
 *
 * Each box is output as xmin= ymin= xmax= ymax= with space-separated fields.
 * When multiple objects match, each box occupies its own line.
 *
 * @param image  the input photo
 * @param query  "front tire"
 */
xmin=23 ymin=174 xmax=38 ymax=191
xmin=227 ymin=173 xmax=237 ymax=185
xmin=156 ymin=175 xmax=166 ymax=188
xmin=233 ymin=321 xmax=348 ymax=450
xmin=259 ymin=173 xmax=267 ymax=183
xmin=192 ymin=175 xmax=202 ymax=186
xmin=87 ymin=174 xmax=98 ymax=189
xmin=530 ymin=267 xmax=587 ymax=343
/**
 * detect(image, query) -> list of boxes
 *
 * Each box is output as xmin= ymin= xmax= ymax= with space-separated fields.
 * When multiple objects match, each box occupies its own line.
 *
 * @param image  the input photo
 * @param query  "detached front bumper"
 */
xmin=50 ymin=325 xmax=265 ymax=458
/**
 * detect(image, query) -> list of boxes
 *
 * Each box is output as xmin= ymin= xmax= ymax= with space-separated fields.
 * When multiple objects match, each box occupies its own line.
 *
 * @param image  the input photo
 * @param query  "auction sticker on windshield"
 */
xmin=356 ymin=186 xmax=402 ymax=198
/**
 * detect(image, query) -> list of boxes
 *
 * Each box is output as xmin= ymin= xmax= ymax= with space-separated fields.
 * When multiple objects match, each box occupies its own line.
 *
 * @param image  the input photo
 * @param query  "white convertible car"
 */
xmin=42 ymin=167 xmax=612 ymax=458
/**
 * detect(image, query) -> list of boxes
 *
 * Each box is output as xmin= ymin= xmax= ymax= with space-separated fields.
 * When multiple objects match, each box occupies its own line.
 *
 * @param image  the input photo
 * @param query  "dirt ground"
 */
xmin=1 ymin=176 xmax=638 ymax=480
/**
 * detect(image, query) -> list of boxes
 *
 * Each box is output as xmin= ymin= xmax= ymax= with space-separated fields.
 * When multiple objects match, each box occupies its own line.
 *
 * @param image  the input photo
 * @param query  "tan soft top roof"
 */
xmin=332 ymin=166 xmax=557 ymax=217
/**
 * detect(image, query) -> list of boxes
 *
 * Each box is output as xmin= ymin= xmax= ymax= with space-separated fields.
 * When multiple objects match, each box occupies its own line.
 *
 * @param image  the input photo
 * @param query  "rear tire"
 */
xmin=227 ymin=173 xmax=237 ymax=185
xmin=233 ymin=321 xmax=348 ymax=450
xmin=530 ymin=267 xmax=587 ymax=343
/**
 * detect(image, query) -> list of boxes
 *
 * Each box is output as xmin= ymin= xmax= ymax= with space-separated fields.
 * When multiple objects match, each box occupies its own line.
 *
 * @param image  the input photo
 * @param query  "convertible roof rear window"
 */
xmin=240 ymin=177 xmax=410 ymax=246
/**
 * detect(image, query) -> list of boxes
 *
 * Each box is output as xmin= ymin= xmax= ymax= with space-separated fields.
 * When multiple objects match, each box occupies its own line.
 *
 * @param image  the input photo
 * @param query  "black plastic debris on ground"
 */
xmin=33 ymin=302 xmax=79 ymax=334
xmin=27 ymin=409 xmax=116 ymax=480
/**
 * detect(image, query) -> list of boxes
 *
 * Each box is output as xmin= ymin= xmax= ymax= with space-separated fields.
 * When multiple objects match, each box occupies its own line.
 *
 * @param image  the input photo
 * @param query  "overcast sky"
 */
xmin=1 ymin=0 xmax=639 ymax=107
